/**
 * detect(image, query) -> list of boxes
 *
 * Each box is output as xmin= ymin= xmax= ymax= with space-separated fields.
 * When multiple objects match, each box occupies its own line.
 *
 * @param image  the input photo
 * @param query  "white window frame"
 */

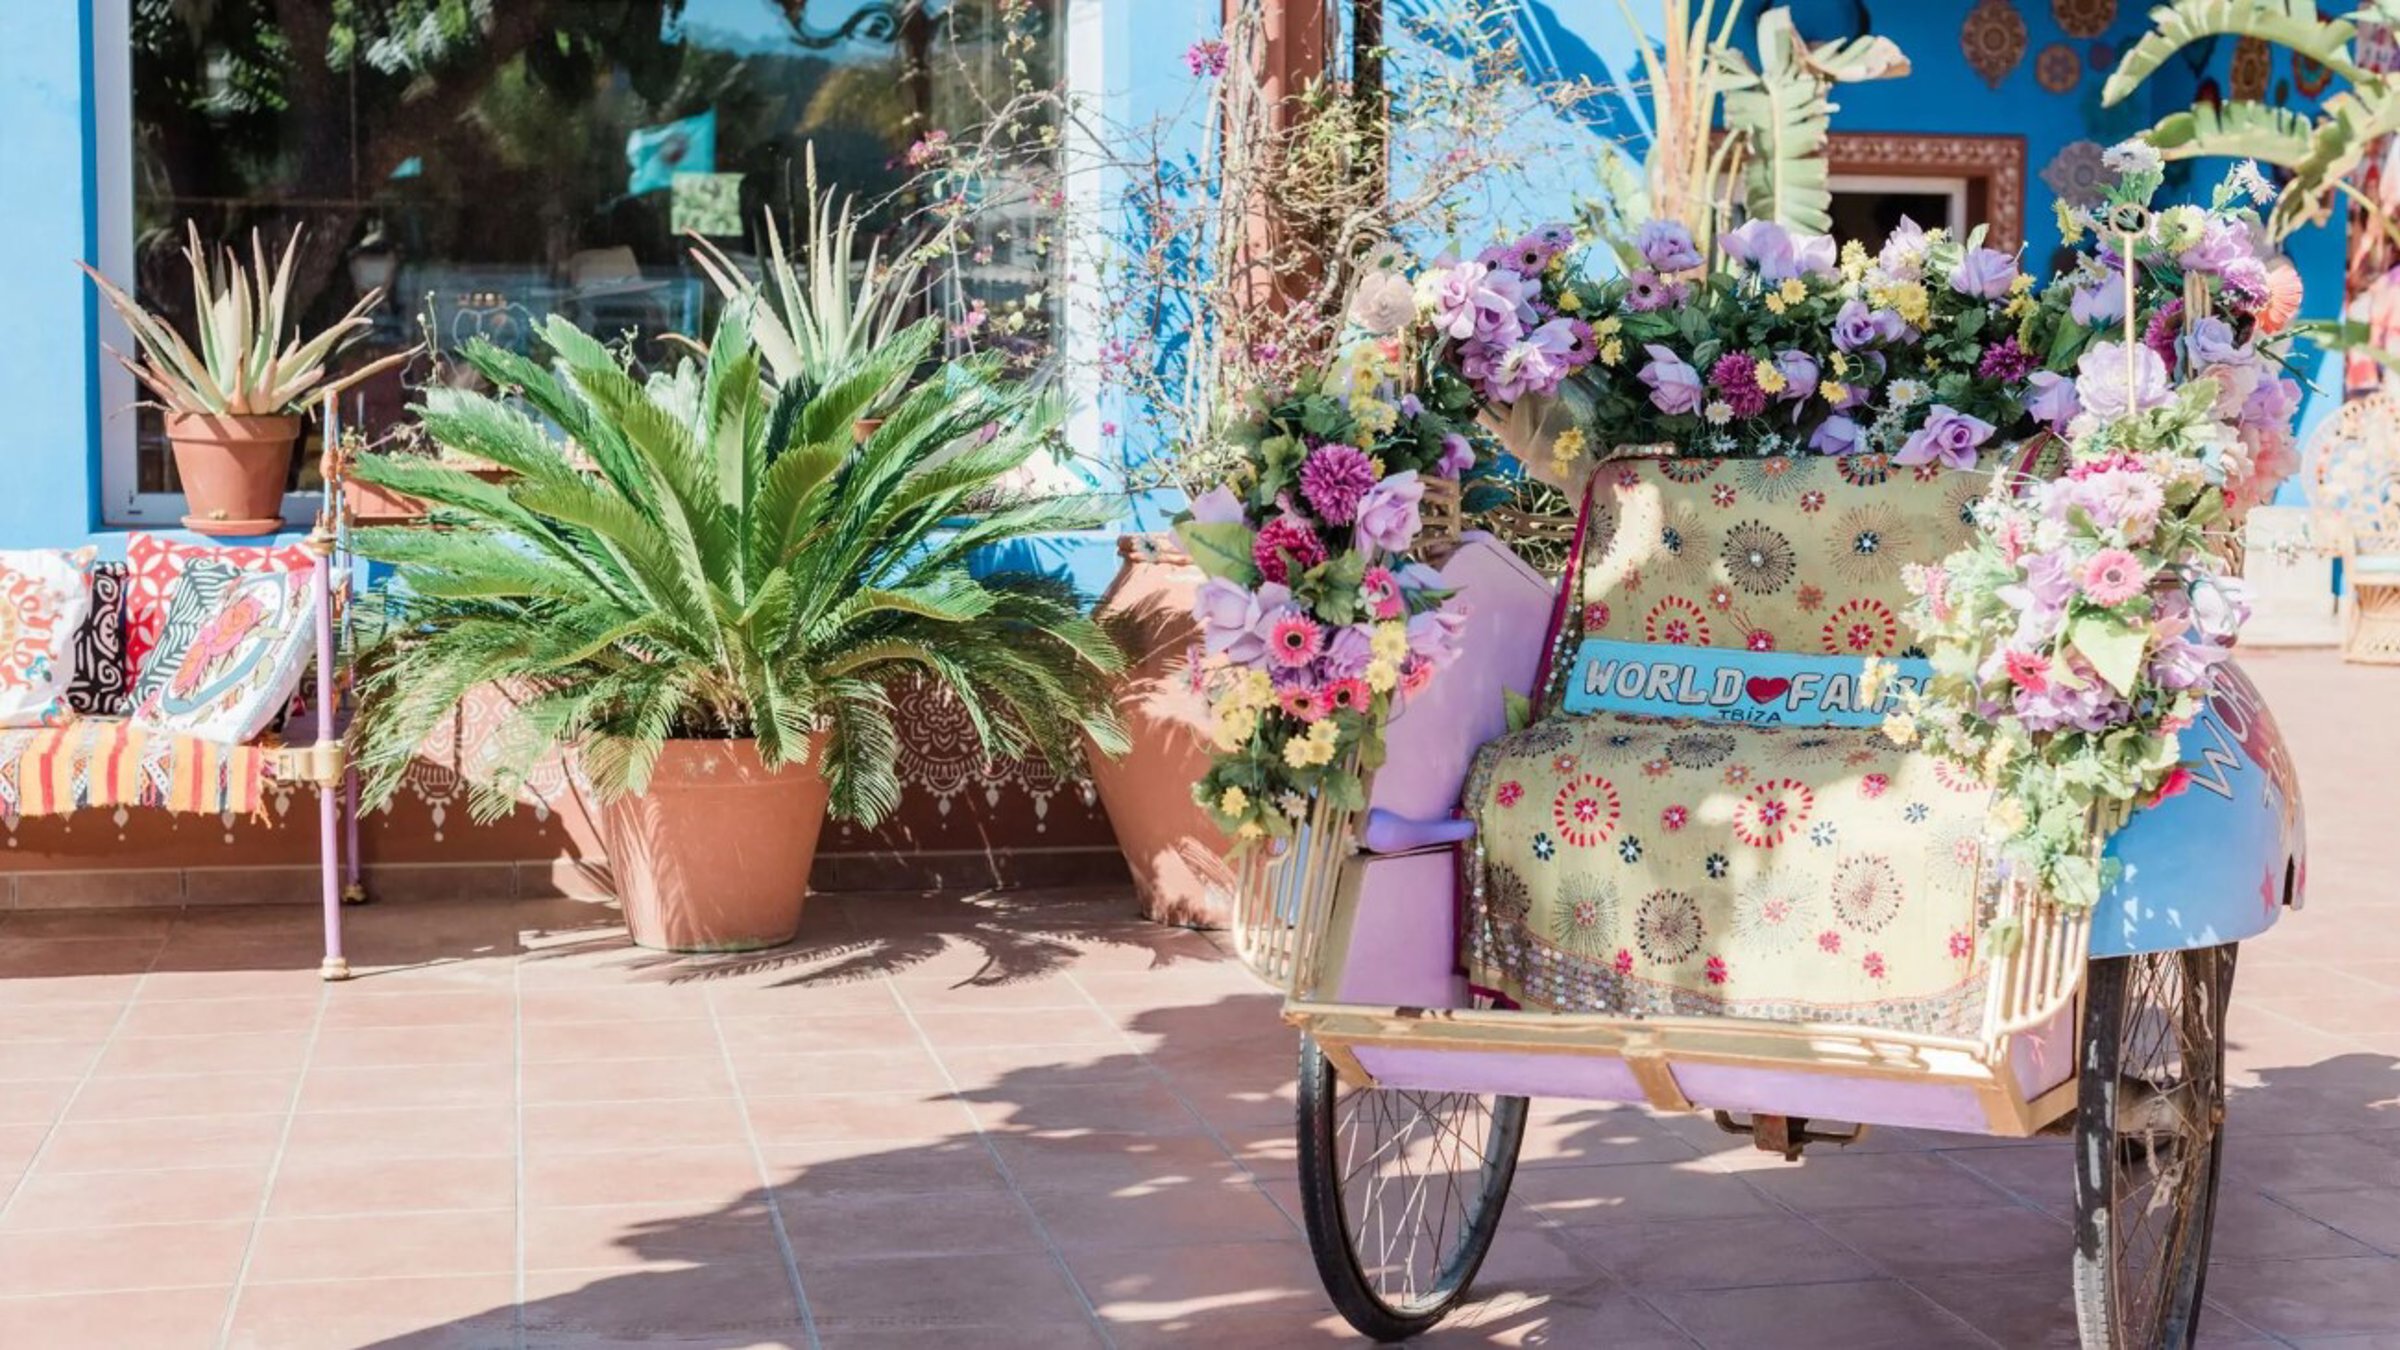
xmin=95 ymin=0 xmax=1108 ymax=522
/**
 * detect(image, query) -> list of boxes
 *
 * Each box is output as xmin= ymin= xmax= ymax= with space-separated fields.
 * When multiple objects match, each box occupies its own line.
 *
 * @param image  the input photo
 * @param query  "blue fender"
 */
xmin=2089 ymin=662 xmax=2306 ymax=957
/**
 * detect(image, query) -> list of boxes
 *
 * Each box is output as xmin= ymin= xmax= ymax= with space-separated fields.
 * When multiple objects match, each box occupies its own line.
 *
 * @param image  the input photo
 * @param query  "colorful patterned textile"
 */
xmin=133 ymin=565 xmax=321 ymax=746
xmin=1573 ymin=452 xmax=1988 ymax=656
xmin=124 ymin=533 xmax=314 ymax=675
xmin=1462 ymin=456 xmax=1998 ymax=1035
xmin=1461 ymin=712 xmax=1993 ymax=1035
xmin=0 ymin=720 xmax=274 ymax=818
xmin=0 ymin=548 xmax=97 ymax=729
xmin=67 ymin=561 xmax=131 ymax=717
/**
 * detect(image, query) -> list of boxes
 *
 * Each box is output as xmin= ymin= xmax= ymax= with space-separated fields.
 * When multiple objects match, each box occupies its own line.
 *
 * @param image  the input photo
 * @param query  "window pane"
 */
xmin=128 ymin=0 xmax=1060 ymax=492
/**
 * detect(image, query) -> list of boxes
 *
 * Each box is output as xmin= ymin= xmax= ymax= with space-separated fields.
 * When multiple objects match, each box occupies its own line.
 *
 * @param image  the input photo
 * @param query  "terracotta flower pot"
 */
xmin=1086 ymin=534 xmax=1236 ymax=928
xmin=166 ymin=411 xmax=301 ymax=536
xmin=597 ymin=737 xmax=832 ymax=953
xmin=342 ymin=477 xmax=428 ymax=524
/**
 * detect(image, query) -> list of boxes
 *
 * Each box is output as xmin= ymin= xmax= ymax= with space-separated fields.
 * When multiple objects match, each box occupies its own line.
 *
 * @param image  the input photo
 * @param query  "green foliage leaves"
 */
xmin=1717 ymin=9 xmax=1909 ymax=234
xmin=350 ymin=311 xmax=1123 ymax=829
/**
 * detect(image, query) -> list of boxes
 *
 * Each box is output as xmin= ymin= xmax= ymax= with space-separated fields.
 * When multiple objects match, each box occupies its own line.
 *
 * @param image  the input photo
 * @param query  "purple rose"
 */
xmin=1833 ymin=298 xmax=1905 ymax=351
xmin=2075 ymin=341 xmax=2170 ymax=420
xmin=1189 ymin=485 xmax=1245 ymax=525
xmin=1321 ymin=623 xmax=1375 ymax=680
xmin=2069 ymin=273 xmax=2126 ymax=326
xmin=1950 ymin=246 xmax=2019 ymax=301
xmin=1194 ymin=579 xmax=1291 ymax=667
xmin=1635 ymin=219 xmax=1703 ymax=272
xmin=2180 ymin=217 xmax=2257 ymax=277
xmin=1405 ymin=606 xmax=1468 ymax=667
xmin=1353 ymin=471 xmax=1426 ymax=554
xmin=1486 ymin=319 xmax=1580 ymax=402
xmin=1423 ymin=260 xmax=1537 ymax=347
xmin=2183 ymin=315 xmax=2251 ymax=370
xmin=1808 ymin=414 xmax=1865 ymax=456
xmin=1637 ymin=344 xmax=1705 ymax=415
xmin=1722 ymin=220 xmax=1836 ymax=283
xmin=1999 ymin=549 xmax=2075 ymax=628
xmin=2243 ymin=375 xmax=2302 ymax=432
xmin=2024 ymin=370 xmax=2080 ymax=434
xmin=1774 ymin=350 xmax=1820 ymax=403
xmin=1436 ymin=432 xmax=1476 ymax=477
xmin=1894 ymin=404 xmax=1996 ymax=470
xmin=1878 ymin=217 xmax=1929 ymax=281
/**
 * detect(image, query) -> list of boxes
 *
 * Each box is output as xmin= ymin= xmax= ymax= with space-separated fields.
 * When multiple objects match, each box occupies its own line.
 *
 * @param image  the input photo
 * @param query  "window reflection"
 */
xmin=128 ymin=0 xmax=1058 ymax=494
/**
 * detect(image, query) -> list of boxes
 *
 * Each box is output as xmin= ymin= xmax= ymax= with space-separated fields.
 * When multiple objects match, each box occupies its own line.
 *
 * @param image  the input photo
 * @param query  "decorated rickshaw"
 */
xmin=1179 ymin=151 xmax=2307 ymax=1347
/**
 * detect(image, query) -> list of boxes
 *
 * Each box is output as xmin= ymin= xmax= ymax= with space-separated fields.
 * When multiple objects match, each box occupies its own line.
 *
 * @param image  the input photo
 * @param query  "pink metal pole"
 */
xmin=344 ymin=768 xmax=363 ymax=902
xmin=315 ymin=394 xmax=349 ymax=981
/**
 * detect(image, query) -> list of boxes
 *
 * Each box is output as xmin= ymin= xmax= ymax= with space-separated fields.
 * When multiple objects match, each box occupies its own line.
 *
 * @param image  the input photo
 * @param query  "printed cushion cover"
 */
xmin=124 ymin=532 xmax=314 ymax=676
xmin=131 ymin=562 xmax=322 ymax=745
xmin=67 ymin=561 xmax=132 ymax=717
xmin=0 ymin=548 xmax=97 ymax=729
xmin=1462 ymin=456 xmax=1998 ymax=1035
xmin=1572 ymin=452 xmax=1986 ymax=657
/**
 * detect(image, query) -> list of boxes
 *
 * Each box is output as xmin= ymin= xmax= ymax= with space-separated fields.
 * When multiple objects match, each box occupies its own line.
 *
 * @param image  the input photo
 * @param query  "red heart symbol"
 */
xmin=1745 ymin=676 xmax=1792 ymax=705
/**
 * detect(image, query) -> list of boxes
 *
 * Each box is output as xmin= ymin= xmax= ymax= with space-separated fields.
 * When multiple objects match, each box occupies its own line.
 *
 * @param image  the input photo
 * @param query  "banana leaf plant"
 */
xmin=2104 ymin=0 xmax=2400 ymax=250
xmin=346 ymin=311 xmax=1128 ymax=826
xmin=1591 ymin=1 xmax=1906 ymax=256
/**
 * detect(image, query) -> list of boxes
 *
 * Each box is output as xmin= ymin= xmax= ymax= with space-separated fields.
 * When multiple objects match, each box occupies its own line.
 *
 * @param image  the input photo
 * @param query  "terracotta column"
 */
xmin=1228 ymin=0 xmax=1334 ymax=318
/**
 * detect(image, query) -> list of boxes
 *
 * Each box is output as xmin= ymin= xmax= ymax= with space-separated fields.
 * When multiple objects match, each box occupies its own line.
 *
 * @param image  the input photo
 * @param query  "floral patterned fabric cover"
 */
xmin=1462 ymin=454 xmax=1998 ymax=1036
xmin=0 ymin=548 xmax=98 ymax=729
xmin=124 ymin=532 xmax=315 ymax=676
xmin=131 ymin=562 xmax=322 ymax=746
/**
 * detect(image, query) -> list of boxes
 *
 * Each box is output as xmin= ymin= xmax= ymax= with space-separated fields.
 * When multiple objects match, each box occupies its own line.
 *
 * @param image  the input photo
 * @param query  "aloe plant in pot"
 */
xmin=83 ymin=223 xmax=413 ymax=535
xmin=346 ymin=312 xmax=1128 ymax=952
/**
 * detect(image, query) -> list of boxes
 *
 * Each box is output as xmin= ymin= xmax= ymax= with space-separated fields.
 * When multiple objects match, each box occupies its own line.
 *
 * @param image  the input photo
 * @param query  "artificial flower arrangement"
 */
xmin=1888 ymin=145 xmax=2304 ymax=910
xmin=1178 ymin=328 xmax=1484 ymax=842
xmin=1415 ymin=211 xmax=2059 ymax=468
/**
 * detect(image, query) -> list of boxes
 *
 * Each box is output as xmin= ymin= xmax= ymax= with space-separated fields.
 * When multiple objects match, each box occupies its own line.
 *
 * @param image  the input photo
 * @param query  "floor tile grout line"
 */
xmin=208 ymin=966 xmax=334 ymax=1350
xmin=0 ymin=933 xmax=176 ymax=1228
xmin=886 ymin=975 xmax=1122 ymax=1350
xmin=701 ymin=981 xmax=823 ymax=1350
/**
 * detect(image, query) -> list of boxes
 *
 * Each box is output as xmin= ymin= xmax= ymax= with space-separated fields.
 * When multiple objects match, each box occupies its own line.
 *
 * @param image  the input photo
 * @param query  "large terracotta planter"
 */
xmin=1087 ymin=534 xmax=1236 ymax=928
xmin=597 ymin=738 xmax=832 ymax=953
xmin=166 ymin=411 xmax=301 ymax=537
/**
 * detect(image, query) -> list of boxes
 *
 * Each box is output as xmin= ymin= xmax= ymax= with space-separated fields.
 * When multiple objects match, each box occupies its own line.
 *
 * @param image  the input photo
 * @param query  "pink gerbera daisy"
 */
xmin=1361 ymin=566 xmax=1404 ymax=620
xmin=2080 ymin=548 xmax=2149 ymax=606
xmin=1278 ymin=686 xmax=1327 ymax=722
xmin=2004 ymin=648 xmax=2051 ymax=693
xmin=1324 ymin=677 xmax=1371 ymax=712
xmin=1268 ymin=612 xmax=1324 ymax=668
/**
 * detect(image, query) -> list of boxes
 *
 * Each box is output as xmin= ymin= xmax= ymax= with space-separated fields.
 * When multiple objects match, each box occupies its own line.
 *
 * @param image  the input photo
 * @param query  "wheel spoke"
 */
xmin=1321 ymin=1054 xmax=1519 ymax=1317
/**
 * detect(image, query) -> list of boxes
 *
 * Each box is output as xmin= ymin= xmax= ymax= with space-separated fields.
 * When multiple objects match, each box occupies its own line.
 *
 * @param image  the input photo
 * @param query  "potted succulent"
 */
xmin=688 ymin=146 xmax=934 ymax=443
xmin=346 ymin=310 xmax=1127 ymax=952
xmin=84 ymin=223 xmax=412 ymax=536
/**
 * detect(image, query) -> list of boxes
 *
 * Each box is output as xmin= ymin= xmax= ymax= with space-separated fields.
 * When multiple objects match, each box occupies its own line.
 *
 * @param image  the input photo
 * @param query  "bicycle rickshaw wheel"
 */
xmin=2071 ymin=944 xmax=2236 ymax=1349
xmin=1295 ymin=1031 xmax=1528 ymax=1342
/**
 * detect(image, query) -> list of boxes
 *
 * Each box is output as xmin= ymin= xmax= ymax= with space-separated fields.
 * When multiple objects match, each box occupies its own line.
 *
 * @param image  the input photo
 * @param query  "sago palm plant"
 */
xmin=346 ymin=310 xmax=1127 ymax=825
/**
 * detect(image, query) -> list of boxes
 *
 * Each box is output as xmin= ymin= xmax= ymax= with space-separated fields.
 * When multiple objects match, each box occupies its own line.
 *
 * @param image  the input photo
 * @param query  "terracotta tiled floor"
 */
xmin=0 ymin=648 xmax=2393 ymax=1348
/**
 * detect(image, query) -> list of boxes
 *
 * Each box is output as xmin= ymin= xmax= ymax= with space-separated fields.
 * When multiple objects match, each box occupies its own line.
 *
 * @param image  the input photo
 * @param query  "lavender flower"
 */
xmin=1421 ymin=261 xmax=1537 ymax=347
xmin=1949 ymin=246 xmax=2019 ymax=300
xmin=1878 ymin=217 xmax=1929 ymax=281
xmin=2074 ymin=341 xmax=2170 ymax=420
xmin=1321 ymin=623 xmax=1375 ymax=680
xmin=1635 ymin=219 xmax=1703 ymax=272
xmin=1894 ymin=404 xmax=1995 ymax=471
xmin=1623 ymin=270 xmax=1688 ymax=312
xmin=1774 ymin=350 xmax=1820 ymax=403
xmin=2183 ymin=316 xmax=2252 ymax=370
xmin=1833 ymin=298 xmax=1905 ymax=351
xmin=1436 ymin=433 xmax=1476 ymax=477
xmin=1353 ymin=472 xmax=1426 ymax=554
xmin=1809 ymin=415 xmax=1865 ymax=456
xmin=1722 ymin=220 xmax=1837 ymax=282
xmin=1194 ymin=579 xmax=1291 ymax=666
xmin=1188 ymin=485 xmax=1245 ymax=525
xmin=2024 ymin=370 xmax=2080 ymax=434
xmin=1637 ymin=344 xmax=1705 ymax=415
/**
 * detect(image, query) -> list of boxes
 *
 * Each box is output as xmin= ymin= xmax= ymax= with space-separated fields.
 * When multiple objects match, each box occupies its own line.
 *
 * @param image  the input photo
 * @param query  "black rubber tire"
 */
xmin=1294 ymin=1032 xmax=1528 ymax=1343
xmin=2071 ymin=945 xmax=2236 ymax=1349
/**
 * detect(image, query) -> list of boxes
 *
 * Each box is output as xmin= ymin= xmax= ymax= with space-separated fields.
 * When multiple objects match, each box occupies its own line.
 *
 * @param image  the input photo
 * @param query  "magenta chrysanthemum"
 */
xmin=1977 ymin=336 xmax=2035 ymax=383
xmin=1253 ymin=516 xmax=1327 ymax=585
xmin=1709 ymin=353 xmax=1769 ymax=419
xmin=1298 ymin=443 xmax=1378 ymax=524
xmin=2142 ymin=299 xmax=2184 ymax=369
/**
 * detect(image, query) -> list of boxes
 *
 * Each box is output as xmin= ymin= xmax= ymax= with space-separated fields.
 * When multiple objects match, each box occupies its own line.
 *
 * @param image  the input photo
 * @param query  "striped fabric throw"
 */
xmin=0 ymin=720 xmax=275 ymax=819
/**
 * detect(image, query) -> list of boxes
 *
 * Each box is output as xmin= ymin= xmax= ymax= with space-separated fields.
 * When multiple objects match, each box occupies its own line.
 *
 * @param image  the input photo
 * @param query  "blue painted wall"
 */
xmin=0 ymin=2 xmax=100 ymax=546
